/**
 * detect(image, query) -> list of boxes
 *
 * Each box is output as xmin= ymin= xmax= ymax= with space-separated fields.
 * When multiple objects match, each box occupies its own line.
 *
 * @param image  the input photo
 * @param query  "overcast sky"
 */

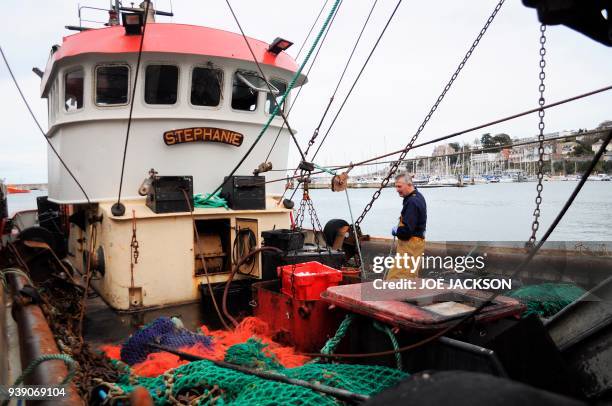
xmin=1 ymin=0 xmax=611 ymax=183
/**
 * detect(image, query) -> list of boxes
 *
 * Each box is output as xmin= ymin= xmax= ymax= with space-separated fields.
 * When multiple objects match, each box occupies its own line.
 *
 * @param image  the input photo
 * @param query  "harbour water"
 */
xmin=307 ymin=181 xmax=612 ymax=241
xmin=7 ymin=182 xmax=612 ymax=241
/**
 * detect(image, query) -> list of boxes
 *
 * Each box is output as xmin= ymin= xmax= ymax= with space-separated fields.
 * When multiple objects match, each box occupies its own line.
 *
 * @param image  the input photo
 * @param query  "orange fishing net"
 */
xmin=100 ymin=317 xmax=309 ymax=377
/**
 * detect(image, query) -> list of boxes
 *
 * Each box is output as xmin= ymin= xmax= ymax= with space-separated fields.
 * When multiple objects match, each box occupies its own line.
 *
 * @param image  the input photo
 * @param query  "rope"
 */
xmin=373 ymin=322 xmax=402 ymax=370
xmin=193 ymin=192 xmax=228 ymax=209
xmin=305 ymin=0 xmax=380 ymax=158
xmin=1 ymin=353 xmax=78 ymax=405
xmin=311 ymin=315 xmax=402 ymax=370
xmin=201 ymin=0 xmax=342 ymax=205
xmin=313 ymin=163 xmax=336 ymax=176
xmin=264 ymin=1 xmax=344 ymax=163
xmin=0 ymin=268 xmax=32 ymax=291
xmin=300 ymin=130 xmax=612 ymax=360
xmin=225 ymin=0 xmax=306 ymax=161
xmin=311 ymin=314 xmax=355 ymax=363
xmin=311 ymin=0 xmax=404 ymax=160
xmin=258 ymin=88 xmax=612 ymax=187
xmin=182 ymin=189 xmax=232 ymax=331
xmin=295 ymin=0 xmax=331 ymax=60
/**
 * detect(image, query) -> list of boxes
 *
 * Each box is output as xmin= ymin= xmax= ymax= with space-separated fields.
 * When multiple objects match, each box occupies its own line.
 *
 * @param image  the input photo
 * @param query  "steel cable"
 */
xmin=353 ymin=0 xmax=506 ymax=228
xmin=0 ymin=46 xmax=91 ymax=204
xmin=301 ymin=129 xmax=612 ymax=359
xmin=114 ymin=0 xmax=151 ymax=215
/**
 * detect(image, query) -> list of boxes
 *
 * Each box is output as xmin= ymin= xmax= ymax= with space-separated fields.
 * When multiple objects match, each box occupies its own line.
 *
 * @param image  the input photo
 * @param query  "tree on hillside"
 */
xmin=572 ymin=142 xmax=591 ymax=156
xmin=480 ymin=133 xmax=493 ymax=148
xmin=492 ymin=133 xmax=512 ymax=148
xmin=480 ymin=133 xmax=511 ymax=152
xmin=597 ymin=120 xmax=612 ymax=129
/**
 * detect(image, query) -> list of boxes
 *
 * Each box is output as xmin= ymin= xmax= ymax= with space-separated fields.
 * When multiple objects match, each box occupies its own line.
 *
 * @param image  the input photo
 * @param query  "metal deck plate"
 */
xmin=321 ymin=279 xmax=525 ymax=331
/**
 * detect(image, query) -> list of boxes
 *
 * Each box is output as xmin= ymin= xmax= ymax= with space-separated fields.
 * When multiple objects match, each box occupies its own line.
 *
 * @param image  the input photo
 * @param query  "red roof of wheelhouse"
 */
xmin=42 ymin=23 xmax=301 ymax=94
xmin=57 ymin=23 xmax=298 ymax=70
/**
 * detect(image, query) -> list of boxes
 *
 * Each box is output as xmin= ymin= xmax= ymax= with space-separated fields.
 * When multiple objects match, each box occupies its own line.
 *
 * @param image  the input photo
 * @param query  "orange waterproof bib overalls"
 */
xmin=386 ymin=216 xmax=425 ymax=280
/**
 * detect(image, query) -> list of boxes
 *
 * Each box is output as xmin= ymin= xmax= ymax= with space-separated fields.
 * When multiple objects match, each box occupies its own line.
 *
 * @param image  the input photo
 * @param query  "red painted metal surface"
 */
xmin=252 ymin=280 xmax=345 ymax=353
xmin=55 ymin=24 xmax=299 ymax=70
xmin=41 ymin=23 xmax=300 ymax=95
xmin=279 ymin=262 xmax=342 ymax=301
xmin=321 ymin=279 xmax=525 ymax=332
xmin=10 ymin=275 xmax=84 ymax=405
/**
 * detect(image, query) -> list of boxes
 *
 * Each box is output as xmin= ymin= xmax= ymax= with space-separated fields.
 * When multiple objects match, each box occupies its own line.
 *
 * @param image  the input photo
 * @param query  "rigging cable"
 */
xmin=311 ymin=0 xmax=404 ymax=161
xmin=281 ymin=0 xmax=398 ymax=203
xmin=0 ymin=46 xmax=91 ymax=204
xmin=263 ymin=0 xmax=344 ymax=163
xmin=224 ymin=0 xmax=306 ymax=162
xmin=295 ymin=0 xmax=331 ymax=61
xmin=200 ymin=0 xmax=342 ymax=205
xmin=271 ymin=0 xmax=380 ymax=203
xmin=307 ymin=0 xmax=380 ymax=157
xmin=258 ymin=84 xmax=612 ymax=186
xmin=112 ymin=0 xmax=151 ymax=216
xmin=259 ymin=127 xmax=612 ymax=172
xmin=301 ymin=129 xmax=612 ymax=359
xmin=353 ymin=0 xmax=506 ymax=228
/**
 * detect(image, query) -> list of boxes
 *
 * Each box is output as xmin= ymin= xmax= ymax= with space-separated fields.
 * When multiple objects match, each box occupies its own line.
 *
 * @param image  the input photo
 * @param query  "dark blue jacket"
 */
xmin=396 ymin=188 xmax=427 ymax=241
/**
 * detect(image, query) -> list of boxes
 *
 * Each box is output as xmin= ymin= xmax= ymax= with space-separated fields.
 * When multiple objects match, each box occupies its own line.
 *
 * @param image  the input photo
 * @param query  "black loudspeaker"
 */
xmin=146 ymin=176 xmax=193 ymax=214
xmin=221 ymin=176 xmax=265 ymax=210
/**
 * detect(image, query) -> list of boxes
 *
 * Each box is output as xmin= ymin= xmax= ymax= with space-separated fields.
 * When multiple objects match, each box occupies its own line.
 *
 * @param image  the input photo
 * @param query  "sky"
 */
xmin=1 ymin=0 xmax=611 ymax=183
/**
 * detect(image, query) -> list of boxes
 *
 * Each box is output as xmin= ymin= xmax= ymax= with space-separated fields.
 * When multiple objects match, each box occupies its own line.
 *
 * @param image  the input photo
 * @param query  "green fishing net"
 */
xmin=114 ymin=338 xmax=406 ymax=405
xmin=508 ymin=283 xmax=586 ymax=318
xmin=193 ymin=192 xmax=228 ymax=209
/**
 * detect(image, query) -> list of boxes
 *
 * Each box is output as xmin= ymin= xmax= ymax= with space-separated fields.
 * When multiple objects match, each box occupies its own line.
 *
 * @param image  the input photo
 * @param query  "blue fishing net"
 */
xmin=120 ymin=317 xmax=212 ymax=365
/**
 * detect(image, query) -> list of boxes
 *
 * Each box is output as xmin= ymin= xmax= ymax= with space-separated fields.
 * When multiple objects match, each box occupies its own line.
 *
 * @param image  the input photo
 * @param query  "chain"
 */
xmin=528 ymin=24 xmax=547 ymax=245
xmin=295 ymin=199 xmax=307 ymax=229
xmin=131 ymin=213 xmax=139 ymax=264
xmin=307 ymin=199 xmax=325 ymax=247
xmin=130 ymin=210 xmax=139 ymax=287
xmin=354 ymin=0 xmax=505 ymax=227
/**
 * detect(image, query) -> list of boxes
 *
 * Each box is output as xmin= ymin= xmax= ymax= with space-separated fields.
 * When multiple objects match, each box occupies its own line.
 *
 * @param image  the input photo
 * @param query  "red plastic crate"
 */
xmin=278 ymin=261 xmax=343 ymax=301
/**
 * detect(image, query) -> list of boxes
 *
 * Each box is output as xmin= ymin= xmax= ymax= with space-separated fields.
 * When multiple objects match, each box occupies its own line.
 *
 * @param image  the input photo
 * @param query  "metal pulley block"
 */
xmin=138 ymin=168 xmax=158 ymax=196
xmin=331 ymin=172 xmax=349 ymax=192
xmin=296 ymin=175 xmax=312 ymax=185
xmin=253 ymin=161 xmax=273 ymax=175
xmin=298 ymin=161 xmax=315 ymax=172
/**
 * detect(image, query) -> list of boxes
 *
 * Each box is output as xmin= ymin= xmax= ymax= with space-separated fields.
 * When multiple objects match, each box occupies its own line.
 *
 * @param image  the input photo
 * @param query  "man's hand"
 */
xmin=391 ymin=226 xmax=398 ymax=236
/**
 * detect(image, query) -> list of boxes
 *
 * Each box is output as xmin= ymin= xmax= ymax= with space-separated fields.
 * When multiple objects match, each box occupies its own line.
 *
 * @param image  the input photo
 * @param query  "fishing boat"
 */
xmin=497 ymin=175 xmax=515 ymax=183
xmin=6 ymin=186 xmax=31 ymax=194
xmin=587 ymin=173 xmax=612 ymax=181
xmin=427 ymin=176 xmax=460 ymax=187
xmin=1 ymin=1 xmax=612 ymax=405
xmin=412 ymin=174 xmax=430 ymax=185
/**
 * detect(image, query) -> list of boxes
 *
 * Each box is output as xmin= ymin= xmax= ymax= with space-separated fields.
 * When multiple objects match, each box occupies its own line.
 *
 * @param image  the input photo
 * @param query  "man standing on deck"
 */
xmin=387 ymin=174 xmax=427 ymax=279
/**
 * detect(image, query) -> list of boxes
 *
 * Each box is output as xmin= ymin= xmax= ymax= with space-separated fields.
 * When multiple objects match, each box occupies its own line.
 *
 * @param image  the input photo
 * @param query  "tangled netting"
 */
xmin=102 ymin=317 xmax=311 ymax=377
xmin=508 ymin=283 xmax=586 ymax=318
xmin=100 ymin=317 xmax=407 ymax=405
xmin=112 ymin=341 xmax=406 ymax=405
xmin=120 ymin=317 xmax=212 ymax=365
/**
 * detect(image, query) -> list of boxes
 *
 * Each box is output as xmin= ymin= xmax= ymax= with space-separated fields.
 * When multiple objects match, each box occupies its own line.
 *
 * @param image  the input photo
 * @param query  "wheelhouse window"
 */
xmin=191 ymin=67 xmax=222 ymax=107
xmin=145 ymin=65 xmax=179 ymax=105
xmin=64 ymin=68 xmax=84 ymax=111
xmin=265 ymin=79 xmax=287 ymax=114
xmin=231 ymin=71 xmax=273 ymax=111
xmin=96 ymin=65 xmax=129 ymax=106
